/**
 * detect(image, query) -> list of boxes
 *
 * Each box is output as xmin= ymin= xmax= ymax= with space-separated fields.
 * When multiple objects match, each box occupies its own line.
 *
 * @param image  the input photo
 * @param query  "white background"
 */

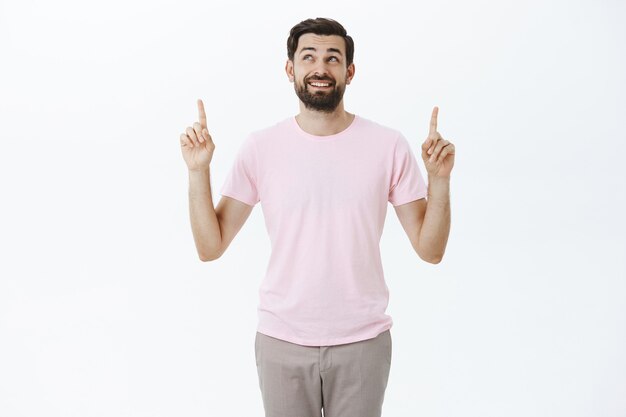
xmin=1 ymin=0 xmax=625 ymax=416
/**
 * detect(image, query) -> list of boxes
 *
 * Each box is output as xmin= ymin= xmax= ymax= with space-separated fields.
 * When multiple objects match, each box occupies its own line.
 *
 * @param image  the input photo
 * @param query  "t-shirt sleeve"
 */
xmin=388 ymin=133 xmax=428 ymax=206
xmin=219 ymin=134 xmax=260 ymax=206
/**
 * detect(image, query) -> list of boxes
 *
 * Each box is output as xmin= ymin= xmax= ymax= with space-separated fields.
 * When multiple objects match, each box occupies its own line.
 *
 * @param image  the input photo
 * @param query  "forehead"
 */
xmin=296 ymin=33 xmax=345 ymax=54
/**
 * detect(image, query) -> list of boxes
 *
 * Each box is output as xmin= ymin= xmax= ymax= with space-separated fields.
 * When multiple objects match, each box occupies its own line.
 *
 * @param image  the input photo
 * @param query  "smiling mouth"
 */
xmin=308 ymin=81 xmax=333 ymax=88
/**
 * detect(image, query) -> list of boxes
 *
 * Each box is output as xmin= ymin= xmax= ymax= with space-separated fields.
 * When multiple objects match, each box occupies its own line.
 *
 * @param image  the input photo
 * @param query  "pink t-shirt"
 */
xmin=219 ymin=115 xmax=428 ymax=346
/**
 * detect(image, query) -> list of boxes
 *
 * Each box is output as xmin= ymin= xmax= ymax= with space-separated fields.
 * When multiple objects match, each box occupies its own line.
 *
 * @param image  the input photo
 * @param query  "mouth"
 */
xmin=307 ymin=80 xmax=334 ymax=89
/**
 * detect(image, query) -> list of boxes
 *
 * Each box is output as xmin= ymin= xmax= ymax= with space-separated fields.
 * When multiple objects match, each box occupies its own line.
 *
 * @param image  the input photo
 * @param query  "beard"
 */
xmin=294 ymin=74 xmax=346 ymax=113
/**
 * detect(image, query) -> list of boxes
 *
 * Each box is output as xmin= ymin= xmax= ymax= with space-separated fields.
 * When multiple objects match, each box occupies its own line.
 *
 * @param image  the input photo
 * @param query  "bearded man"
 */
xmin=180 ymin=17 xmax=455 ymax=417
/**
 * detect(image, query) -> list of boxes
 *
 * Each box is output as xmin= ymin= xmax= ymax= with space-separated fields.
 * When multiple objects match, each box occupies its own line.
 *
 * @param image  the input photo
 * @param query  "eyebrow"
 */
xmin=299 ymin=47 xmax=343 ymax=56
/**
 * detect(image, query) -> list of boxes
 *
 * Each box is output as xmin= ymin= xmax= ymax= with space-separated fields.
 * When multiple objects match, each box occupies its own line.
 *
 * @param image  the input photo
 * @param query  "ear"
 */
xmin=346 ymin=62 xmax=355 ymax=85
xmin=285 ymin=59 xmax=294 ymax=82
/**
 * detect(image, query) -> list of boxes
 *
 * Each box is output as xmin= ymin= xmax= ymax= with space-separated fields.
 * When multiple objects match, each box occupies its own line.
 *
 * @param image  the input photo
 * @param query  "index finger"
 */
xmin=429 ymin=106 xmax=439 ymax=136
xmin=197 ymin=99 xmax=207 ymax=129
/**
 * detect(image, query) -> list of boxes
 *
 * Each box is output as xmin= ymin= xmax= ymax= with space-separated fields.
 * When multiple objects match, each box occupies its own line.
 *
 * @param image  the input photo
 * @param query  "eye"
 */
xmin=328 ymin=56 xmax=339 ymax=62
xmin=302 ymin=55 xmax=313 ymax=61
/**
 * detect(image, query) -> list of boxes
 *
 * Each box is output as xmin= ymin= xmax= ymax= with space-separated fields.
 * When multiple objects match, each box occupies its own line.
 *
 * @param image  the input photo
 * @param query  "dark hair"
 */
xmin=287 ymin=18 xmax=354 ymax=67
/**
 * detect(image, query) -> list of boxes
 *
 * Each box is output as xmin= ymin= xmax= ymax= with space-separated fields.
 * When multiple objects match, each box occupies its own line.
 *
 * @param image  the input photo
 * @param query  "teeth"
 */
xmin=310 ymin=82 xmax=331 ymax=87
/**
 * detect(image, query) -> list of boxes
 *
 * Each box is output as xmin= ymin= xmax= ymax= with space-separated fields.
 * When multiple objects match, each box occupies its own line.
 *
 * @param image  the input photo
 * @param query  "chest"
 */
xmin=259 ymin=144 xmax=390 ymax=210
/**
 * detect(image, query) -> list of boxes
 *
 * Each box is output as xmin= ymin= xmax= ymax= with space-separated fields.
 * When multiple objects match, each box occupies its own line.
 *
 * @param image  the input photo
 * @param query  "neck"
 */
xmin=295 ymin=101 xmax=355 ymax=136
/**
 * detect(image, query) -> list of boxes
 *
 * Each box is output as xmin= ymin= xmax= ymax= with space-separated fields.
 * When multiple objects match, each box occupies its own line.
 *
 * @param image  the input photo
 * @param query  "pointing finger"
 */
xmin=429 ymin=106 xmax=439 ymax=137
xmin=197 ymin=99 xmax=207 ymax=129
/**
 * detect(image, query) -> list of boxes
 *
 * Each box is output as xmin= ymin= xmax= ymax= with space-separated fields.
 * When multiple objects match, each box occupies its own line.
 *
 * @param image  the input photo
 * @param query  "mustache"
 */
xmin=305 ymin=75 xmax=335 ymax=83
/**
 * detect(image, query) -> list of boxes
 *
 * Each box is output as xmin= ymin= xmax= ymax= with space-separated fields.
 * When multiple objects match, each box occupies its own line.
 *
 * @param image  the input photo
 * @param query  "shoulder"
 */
xmin=247 ymin=117 xmax=293 ymax=143
xmin=354 ymin=115 xmax=404 ymax=144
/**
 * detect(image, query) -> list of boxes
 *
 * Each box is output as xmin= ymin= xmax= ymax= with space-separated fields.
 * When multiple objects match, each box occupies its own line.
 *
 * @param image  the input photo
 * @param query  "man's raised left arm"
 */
xmin=394 ymin=106 xmax=455 ymax=264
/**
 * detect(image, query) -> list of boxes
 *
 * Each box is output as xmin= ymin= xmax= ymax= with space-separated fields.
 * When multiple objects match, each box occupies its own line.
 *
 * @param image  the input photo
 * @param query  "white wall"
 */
xmin=1 ymin=0 xmax=624 ymax=416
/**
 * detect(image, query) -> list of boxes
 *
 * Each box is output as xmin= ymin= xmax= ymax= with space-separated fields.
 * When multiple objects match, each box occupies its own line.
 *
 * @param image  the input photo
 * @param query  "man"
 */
xmin=180 ymin=17 xmax=454 ymax=417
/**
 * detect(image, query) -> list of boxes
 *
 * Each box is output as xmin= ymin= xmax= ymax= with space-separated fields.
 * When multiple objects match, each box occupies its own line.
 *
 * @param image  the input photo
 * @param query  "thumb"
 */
xmin=421 ymin=137 xmax=431 ymax=151
xmin=421 ymin=138 xmax=433 ymax=156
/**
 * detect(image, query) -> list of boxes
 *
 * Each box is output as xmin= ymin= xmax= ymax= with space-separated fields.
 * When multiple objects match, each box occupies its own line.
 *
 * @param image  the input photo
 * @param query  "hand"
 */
xmin=420 ymin=106 xmax=455 ymax=178
xmin=180 ymin=99 xmax=215 ymax=171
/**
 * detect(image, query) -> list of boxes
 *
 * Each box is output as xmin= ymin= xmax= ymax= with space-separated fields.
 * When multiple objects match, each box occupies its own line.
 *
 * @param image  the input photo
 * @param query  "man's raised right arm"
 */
xmin=182 ymin=99 xmax=253 ymax=262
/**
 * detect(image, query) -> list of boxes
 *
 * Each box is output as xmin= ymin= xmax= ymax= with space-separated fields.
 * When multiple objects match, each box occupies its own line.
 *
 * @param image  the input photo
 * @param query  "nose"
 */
xmin=311 ymin=70 xmax=332 ymax=81
xmin=311 ymin=62 xmax=331 ymax=78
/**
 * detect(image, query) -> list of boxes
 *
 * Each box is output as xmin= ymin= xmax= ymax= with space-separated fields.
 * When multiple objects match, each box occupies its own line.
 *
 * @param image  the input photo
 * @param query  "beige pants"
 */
xmin=255 ymin=329 xmax=392 ymax=417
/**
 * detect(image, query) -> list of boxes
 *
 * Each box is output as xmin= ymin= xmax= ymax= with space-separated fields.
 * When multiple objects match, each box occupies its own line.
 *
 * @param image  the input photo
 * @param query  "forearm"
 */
xmin=418 ymin=176 xmax=451 ymax=263
xmin=188 ymin=169 xmax=222 ymax=260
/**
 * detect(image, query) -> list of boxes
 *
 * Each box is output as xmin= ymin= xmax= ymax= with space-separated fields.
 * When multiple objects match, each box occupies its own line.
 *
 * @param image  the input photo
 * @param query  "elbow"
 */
xmin=199 ymin=249 xmax=222 ymax=262
xmin=428 ymin=255 xmax=443 ymax=264
xmin=417 ymin=248 xmax=444 ymax=264
xmin=421 ymin=255 xmax=443 ymax=264
xmin=416 ymin=240 xmax=446 ymax=264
